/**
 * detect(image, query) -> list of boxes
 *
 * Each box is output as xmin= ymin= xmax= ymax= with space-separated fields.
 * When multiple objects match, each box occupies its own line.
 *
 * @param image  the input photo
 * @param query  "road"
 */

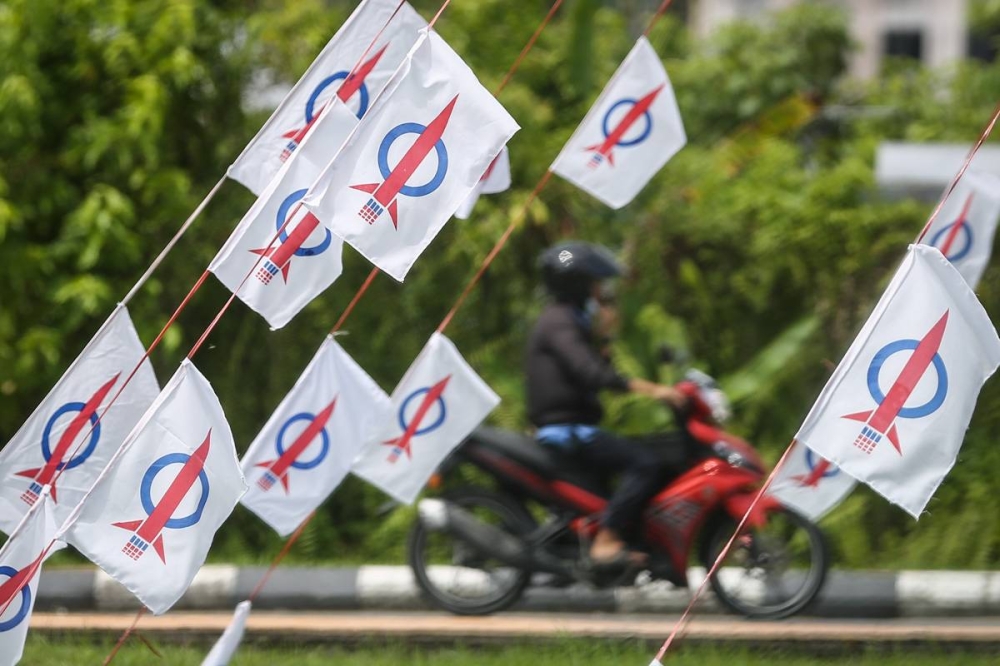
xmin=30 ymin=611 xmax=1000 ymax=651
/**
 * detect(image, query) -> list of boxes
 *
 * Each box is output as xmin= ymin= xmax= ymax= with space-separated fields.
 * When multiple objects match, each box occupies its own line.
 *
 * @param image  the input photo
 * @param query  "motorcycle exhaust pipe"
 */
xmin=418 ymin=499 xmax=572 ymax=577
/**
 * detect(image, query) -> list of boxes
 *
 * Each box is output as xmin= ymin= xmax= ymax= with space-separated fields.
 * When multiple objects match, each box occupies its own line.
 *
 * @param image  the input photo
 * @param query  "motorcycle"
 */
xmin=407 ymin=368 xmax=829 ymax=619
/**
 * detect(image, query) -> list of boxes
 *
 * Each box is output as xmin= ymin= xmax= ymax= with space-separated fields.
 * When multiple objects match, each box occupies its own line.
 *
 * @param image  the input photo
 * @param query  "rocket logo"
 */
xmin=280 ymin=45 xmax=388 ymax=162
xmin=843 ymin=313 xmax=950 ymax=455
xmin=0 ymin=557 xmax=40 ymax=632
xmin=384 ymin=376 xmax=451 ymax=463
xmin=250 ymin=188 xmax=334 ymax=285
xmin=792 ymin=447 xmax=840 ymax=488
xmin=113 ymin=431 xmax=212 ymax=564
xmin=17 ymin=374 xmax=120 ymax=506
xmin=352 ymin=95 xmax=457 ymax=229
xmin=930 ymin=193 xmax=975 ymax=262
xmin=586 ymin=85 xmax=663 ymax=168
xmin=255 ymin=398 xmax=337 ymax=493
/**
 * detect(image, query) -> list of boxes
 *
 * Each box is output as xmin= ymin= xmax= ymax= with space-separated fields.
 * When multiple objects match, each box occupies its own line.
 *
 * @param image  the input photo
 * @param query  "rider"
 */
xmin=526 ymin=241 xmax=691 ymax=568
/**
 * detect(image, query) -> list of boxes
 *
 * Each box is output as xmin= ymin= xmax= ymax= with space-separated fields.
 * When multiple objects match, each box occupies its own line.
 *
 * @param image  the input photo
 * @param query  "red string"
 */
xmin=437 ymin=170 xmax=554 ymax=334
xmin=247 ymin=512 xmax=316 ymax=602
xmin=102 ymin=607 xmax=148 ymax=665
xmin=428 ymin=0 xmax=452 ymax=29
xmin=497 ymin=0 xmax=564 ymax=94
xmin=655 ymin=442 xmax=796 ymax=661
xmin=914 ymin=101 xmax=1000 ymax=244
xmin=331 ymin=267 xmax=380 ymax=334
xmin=643 ymin=0 xmax=675 ymax=37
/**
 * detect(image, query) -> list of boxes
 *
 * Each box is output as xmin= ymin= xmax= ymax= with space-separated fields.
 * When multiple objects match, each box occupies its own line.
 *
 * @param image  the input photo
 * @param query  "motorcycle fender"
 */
xmin=722 ymin=492 xmax=782 ymax=529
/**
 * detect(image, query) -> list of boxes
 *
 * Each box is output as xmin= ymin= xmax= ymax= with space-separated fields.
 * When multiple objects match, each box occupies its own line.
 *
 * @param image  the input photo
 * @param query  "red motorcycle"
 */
xmin=408 ymin=369 xmax=829 ymax=619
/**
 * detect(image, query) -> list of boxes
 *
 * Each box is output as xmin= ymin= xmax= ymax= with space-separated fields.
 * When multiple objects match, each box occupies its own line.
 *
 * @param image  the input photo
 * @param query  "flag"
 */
xmin=0 ymin=494 xmax=63 ymax=666
xmin=65 ymin=361 xmax=247 ymax=615
xmin=351 ymin=332 xmax=500 ymax=504
xmin=228 ymin=0 xmax=427 ymax=195
xmin=551 ymin=37 xmax=686 ymax=209
xmin=210 ymin=100 xmax=355 ymax=330
xmin=920 ymin=170 xmax=1000 ymax=289
xmin=0 ymin=306 xmax=159 ymax=536
xmin=200 ymin=600 xmax=252 ymax=666
xmin=454 ymin=147 xmax=511 ymax=219
xmin=240 ymin=338 xmax=391 ymax=536
xmin=302 ymin=30 xmax=520 ymax=281
xmin=795 ymin=244 xmax=1000 ymax=518
xmin=768 ymin=440 xmax=856 ymax=521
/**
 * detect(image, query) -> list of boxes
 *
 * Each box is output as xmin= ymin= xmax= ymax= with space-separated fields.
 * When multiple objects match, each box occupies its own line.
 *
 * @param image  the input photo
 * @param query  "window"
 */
xmin=883 ymin=29 xmax=924 ymax=61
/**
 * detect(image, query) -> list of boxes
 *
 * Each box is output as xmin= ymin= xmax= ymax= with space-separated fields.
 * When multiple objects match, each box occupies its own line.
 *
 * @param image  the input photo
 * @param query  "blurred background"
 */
xmin=2 ymin=0 xmax=1000 ymax=571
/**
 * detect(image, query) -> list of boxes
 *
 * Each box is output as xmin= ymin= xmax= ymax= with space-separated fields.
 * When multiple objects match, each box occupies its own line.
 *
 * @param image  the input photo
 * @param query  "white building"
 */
xmin=689 ymin=0 xmax=970 ymax=79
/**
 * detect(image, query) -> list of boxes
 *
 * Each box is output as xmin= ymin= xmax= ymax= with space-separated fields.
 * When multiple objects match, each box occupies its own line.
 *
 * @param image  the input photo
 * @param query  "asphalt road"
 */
xmin=30 ymin=610 xmax=1000 ymax=651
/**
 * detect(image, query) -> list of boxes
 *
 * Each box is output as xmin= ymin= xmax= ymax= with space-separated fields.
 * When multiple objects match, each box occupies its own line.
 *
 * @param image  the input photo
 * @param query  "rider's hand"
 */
xmin=628 ymin=379 xmax=688 ymax=409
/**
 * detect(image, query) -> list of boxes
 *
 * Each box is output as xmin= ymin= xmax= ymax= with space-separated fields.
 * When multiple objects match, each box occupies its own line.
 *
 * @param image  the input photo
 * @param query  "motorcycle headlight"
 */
xmin=703 ymin=388 xmax=732 ymax=423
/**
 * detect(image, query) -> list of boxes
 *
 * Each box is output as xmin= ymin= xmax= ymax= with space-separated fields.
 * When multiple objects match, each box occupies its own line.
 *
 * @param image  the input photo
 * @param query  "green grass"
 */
xmin=19 ymin=638 xmax=1000 ymax=666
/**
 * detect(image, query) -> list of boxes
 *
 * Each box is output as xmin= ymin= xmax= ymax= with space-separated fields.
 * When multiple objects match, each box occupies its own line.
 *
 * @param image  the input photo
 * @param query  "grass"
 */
xmin=19 ymin=637 xmax=1000 ymax=666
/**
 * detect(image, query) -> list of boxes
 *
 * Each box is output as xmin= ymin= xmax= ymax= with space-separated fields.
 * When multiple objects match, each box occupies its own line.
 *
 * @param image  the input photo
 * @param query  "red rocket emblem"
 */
xmin=938 ymin=194 xmax=975 ymax=258
xmin=843 ymin=312 xmax=950 ymax=455
xmin=250 ymin=189 xmax=334 ymax=285
xmin=352 ymin=95 xmax=457 ymax=229
xmin=113 ymin=431 xmax=213 ymax=564
xmin=17 ymin=374 xmax=120 ymax=506
xmin=585 ymin=85 xmax=663 ymax=168
xmin=280 ymin=45 xmax=388 ymax=162
xmin=0 ymin=553 xmax=43 ymax=630
xmin=255 ymin=398 xmax=337 ymax=493
xmin=792 ymin=459 xmax=832 ymax=488
xmin=384 ymin=376 xmax=451 ymax=463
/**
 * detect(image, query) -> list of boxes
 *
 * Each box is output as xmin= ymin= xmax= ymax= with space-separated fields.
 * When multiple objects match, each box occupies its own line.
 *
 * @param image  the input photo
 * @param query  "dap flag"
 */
xmin=228 ymin=0 xmax=427 ymax=195
xmin=0 ymin=306 xmax=159 ymax=536
xmin=551 ymin=37 xmax=685 ymax=209
xmin=768 ymin=440 xmax=856 ymax=521
xmin=201 ymin=600 xmax=252 ymax=666
xmin=302 ymin=29 xmax=520 ymax=281
xmin=351 ymin=333 xmax=500 ymax=504
xmin=66 ymin=361 xmax=247 ymax=615
xmin=919 ymin=170 xmax=1000 ymax=290
xmin=795 ymin=245 xmax=1000 ymax=518
xmin=209 ymin=101 xmax=357 ymax=330
xmin=454 ymin=146 xmax=511 ymax=220
xmin=240 ymin=338 xmax=391 ymax=536
xmin=0 ymin=494 xmax=63 ymax=666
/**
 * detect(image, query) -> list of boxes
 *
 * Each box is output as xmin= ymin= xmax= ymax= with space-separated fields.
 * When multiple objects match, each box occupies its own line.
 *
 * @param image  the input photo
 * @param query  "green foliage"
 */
xmin=3 ymin=1 xmax=1000 ymax=571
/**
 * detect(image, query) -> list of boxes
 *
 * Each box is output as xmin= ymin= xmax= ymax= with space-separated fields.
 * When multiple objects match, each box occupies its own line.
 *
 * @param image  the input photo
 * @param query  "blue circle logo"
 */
xmin=397 ymin=387 xmax=447 ymax=437
xmin=41 ymin=402 xmax=100 ymax=470
xmin=601 ymin=98 xmax=653 ymax=147
xmin=0 ymin=566 xmax=31 ymax=632
xmin=377 ymin=122 xmax=449 ymax=198
xmin=804 ymin=448 xmax=839 ymax=478
xmin=930 ymin=222 xmax=974 ymax=262
xmin=275 ymin=189 xmax=333 ymax=256
xmin=867 ymin=339 xmax=949 ymax=419
xmin=139 ymin=453 xmax=211 ymax=530
xmin=306 ymin=71 xmax=370 ymax=122
xmin=275 ymin=413 xmax=331 ymax=470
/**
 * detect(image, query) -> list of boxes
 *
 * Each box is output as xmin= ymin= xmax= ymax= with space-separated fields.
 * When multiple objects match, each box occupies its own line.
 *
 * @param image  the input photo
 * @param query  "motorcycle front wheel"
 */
xmin=408 ymin=487 xmax=535 ymax=616
xmin=701 ymin=505 xmax=828 ymax=619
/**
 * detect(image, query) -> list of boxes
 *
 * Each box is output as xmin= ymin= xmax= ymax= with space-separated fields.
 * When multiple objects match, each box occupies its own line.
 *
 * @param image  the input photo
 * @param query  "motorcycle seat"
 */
xmin=466 ymin=426 xmax=609 ymax=498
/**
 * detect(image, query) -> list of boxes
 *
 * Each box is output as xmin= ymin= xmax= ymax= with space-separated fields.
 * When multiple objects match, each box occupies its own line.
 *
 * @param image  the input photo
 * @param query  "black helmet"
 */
xmin=538 ymin=241 xmax=621 ymax=305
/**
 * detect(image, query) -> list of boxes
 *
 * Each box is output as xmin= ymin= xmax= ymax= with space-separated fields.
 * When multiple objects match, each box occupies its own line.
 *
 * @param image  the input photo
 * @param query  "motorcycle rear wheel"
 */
xmin=408 ymin=487 xmax=535 ymax=616
xmin=702 ymin=506 xmax=828 ymax=619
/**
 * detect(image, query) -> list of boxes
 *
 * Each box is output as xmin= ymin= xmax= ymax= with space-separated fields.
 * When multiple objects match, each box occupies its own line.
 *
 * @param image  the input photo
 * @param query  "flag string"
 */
xmin=643 ymin=0 xmax=675 ymax=38
xmin=652 ymin=100 xmax=1000 ymax=662
xmin=227 ymin=0 xmax=566 ymax=614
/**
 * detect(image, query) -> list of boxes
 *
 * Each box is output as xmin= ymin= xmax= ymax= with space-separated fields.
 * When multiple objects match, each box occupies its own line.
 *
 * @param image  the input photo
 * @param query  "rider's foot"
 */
xmin=589 ymin=529 xmax=648 ymax=567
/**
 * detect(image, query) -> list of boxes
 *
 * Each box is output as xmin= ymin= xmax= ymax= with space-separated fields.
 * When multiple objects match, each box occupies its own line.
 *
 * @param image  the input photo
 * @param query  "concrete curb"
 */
xmin=33 ymin=565 xmax=998 ymax=617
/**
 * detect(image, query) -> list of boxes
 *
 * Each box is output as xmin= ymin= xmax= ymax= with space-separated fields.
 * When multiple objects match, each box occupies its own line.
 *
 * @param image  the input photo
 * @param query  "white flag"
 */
xmin=0 ymin=494 xmax=63 ymax=666
xmin=920 ymin=170 xmax=1000 ymax=289
xmin=200 ymin=600 xmax=252 ymax=666
xmin=551 ymin=37 xmax=685 ymax=209
xmin=795 ymin=245 xmax=1000 ymax=518
xmin=0 ymin=306 xmax=159 ymax=536
xmin=352 ymin=333 xmax=500 ymax=504
xmin=66 ymin=361 xmax=247 ymax=615
xmin=768 ymin=440 xmax=856 ymax=521
xmin=240 ymin=338 xmax=391 ymax=536
xmin=454 ymin=147 xmax=511 ymax=219
xmin=209 ymin=100 xmax=356 ymax=329
xmin=303 ymin=30 xmax=520 ymax=281
xmin=228 ymin=0 xmax=427 ymax=195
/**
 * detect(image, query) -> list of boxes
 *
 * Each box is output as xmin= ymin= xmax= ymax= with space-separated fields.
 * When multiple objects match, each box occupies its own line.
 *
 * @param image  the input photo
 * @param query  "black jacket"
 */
xmin=525 ymin=303 xmax=629 ymax=427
